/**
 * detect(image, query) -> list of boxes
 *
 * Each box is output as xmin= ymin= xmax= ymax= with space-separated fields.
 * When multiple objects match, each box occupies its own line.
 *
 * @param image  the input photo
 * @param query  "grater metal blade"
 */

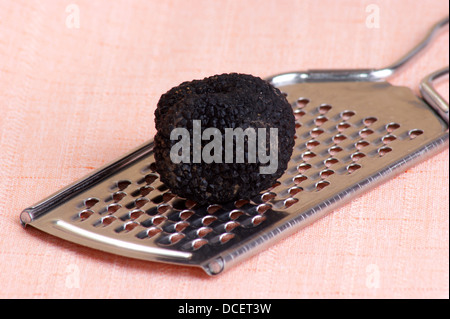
xmin=20 ymin=17 xmax=449 ymax=275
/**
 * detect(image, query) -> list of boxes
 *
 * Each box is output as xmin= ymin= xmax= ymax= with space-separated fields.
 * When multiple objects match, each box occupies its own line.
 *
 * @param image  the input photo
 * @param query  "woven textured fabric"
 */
xmin=0 ymin=0 xmax=448 ymax=298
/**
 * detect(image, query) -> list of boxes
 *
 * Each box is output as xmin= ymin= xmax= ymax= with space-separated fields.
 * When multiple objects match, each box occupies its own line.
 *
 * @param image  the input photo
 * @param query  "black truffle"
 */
xmin=154 ymin=73 xmax=295 ymax=204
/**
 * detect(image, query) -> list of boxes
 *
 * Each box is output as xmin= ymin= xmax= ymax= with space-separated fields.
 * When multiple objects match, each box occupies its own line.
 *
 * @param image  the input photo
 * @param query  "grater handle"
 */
xmin=267 ymin=16 xmax=449 ymax=86
xmin=420 ymin=66 xmax=449 ymax=125
xmin=374 ymin=16 xmax=449 ymax=79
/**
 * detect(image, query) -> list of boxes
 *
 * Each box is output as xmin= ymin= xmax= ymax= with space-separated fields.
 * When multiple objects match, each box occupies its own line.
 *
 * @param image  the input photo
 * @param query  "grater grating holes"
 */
xmin=409 ymin=129 xmax=424 ymax=139
xmin=363 ymin=117 xmax=378 ymax=126
xmin=337 ymin=122 xmax=352 ymax=132
xmin=84 ymin=198 xmax=99 ymax=209
xmin=78 ymin=209 xmax=94 ymax=221
xmin=386 ymin=122 xmax=401 ymax=133
xmin=71 ymin=96 xmax=428 ymax=252
xmin=296 ymin=98 xmax=310 ymax=109
xmin=341 ymin=110 xmax=356 ymax=121
xmin=318 ymin=104 xmax=332 ymax=114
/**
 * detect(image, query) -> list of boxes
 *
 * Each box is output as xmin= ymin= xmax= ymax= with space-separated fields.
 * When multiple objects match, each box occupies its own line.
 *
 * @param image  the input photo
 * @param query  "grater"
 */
xmin=20 ymin=17 xmax=449 ymax=275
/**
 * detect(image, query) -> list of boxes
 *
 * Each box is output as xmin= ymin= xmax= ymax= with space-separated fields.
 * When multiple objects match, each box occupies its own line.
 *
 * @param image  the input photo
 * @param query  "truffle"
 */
xmin=154 ymin=73 xmax=295 ymax=204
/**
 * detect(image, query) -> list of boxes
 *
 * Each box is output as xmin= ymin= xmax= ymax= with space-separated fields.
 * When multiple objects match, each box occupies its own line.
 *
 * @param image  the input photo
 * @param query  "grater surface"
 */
xmin=21 ymin=80 xmax=448 ymax=275
xmin=20 ymin=17 xmax=449 ymax=275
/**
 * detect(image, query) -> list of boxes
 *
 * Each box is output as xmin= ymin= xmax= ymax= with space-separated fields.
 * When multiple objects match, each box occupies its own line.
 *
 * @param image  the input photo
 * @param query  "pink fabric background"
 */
xmin=0 ymin=0 xmax=448 ymax=298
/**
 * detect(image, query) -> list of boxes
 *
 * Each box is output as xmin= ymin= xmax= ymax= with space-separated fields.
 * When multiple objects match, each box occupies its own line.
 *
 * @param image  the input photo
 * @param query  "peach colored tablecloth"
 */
xmin=0 ymin=0 xmax=448 ymax=299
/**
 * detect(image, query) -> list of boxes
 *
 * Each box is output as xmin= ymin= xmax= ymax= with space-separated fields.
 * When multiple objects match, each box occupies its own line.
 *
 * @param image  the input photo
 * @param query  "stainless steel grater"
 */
xmin=20 ymin=17 xmax=449 ymax=275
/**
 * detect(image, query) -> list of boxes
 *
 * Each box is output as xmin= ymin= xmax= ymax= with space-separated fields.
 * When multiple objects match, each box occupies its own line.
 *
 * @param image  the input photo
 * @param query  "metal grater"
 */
xmin=20 ymin=17 xmax=449 ymax=275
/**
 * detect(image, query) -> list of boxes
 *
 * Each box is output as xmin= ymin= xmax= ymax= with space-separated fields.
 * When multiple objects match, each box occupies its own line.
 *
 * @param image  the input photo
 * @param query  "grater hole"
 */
xmin=409 ymin=129 xmax=424 ymax=139
xmin=219 ymin=233 xmax=235 ymax=244
xmin=314 ymin=116 xmax=328 ymax=126
xmin=310 ymin=128 xmax=325 ymax=138
xmin=234 ymin=199 xmax=249 ymax=208
xmin=162 ymin=192 xmax=176 ymax=203
xmin=306 ymin=140 xmax=320 ymax=150
xmin=296 ymin=98 xmax=310 ymax=109
xmin=333 ymin=134 xmax=347 ymax=144
xmin=341 ymin=110 xmax=356 ymax=121
xmin=293 ymin=174 xmax=308 ymax=184
xmin=294 ymin=109 xmax=306 ymax=119
xmin=324 ymin=157 xmax=339 ymax=168
xmin=101 ymin=215 xmax=116 ymax=226
xmin=173 ymin=221 xmax=190 ymax=233
xmin=351 ymin=152 xmax=366 ymax=162
xmin=328 ymin=146 xmax=343 ymax=156
xmin=302 ymin=151 xmax=317 ymax=161
xmin=295 ymin=121 xmax=302 ymax=129
xmin=223 ymin=221 xmax=240 ymax=232
xmin=152 ymin=215 xmax=167 ymax=226
xmin=123 ymin=221 xmax=139 ymax=232
xmin=284 ymin=197 xmax=299 ymax=208
xmin=139 ymin=185 xmax=154 ymax=197
xmin=107 ymin=203 xmax=122 ymax=215
xmin=146 ymin=227 xmax=162 ymax=238
xmin=84 ymin=198 xmax=99 ymax=209
xmin=256 ymin=203 xmax=272 ymax=214
xmin=117 ymin=180 xmax=132 ymax=191
xmin=378 ymin=146 xmax=392 ymax=157
xmin=288 ymin=186 xmax=303 ymax=196
xmin=315 ymin=180 xmax=330 ymax=191
xmin=129 ymin=209 xmax=144 ymax=220
xmin=318 ymin=104 xmax=332 ymax=114
xmin=347 ymin=163 xmax=362 ymax=174
xmin=281 ymin=92 xmax=288 ymax=98
xmin=363 ymin=117 xmax=378 ymax=126
xmin=297 ymin=163 xmax=312 ymax=173
xmin=157 ymin=204 xmax=171 ymax=214
xmin=179 ymin=210 xmax=195 ymax=220
xmin=382 ymin=135 xmax=397 ymax=144
xmin=144 ymin=174 xmax=158 ymax=185
xmin=79 ymin=209 xmax=94 ymax=221
xmin=200 ymin=215 xmax=218 ymax=226
xmin=320 ymin=169 xmax=334 ymax=179
xmin=207 ymin=204 xmax=223 ymax=214
xmin=251 ymin=215 xmax=266 ymax=226
xmin=197 ymin=227 xmax=213 ymax=238
xmin=229 ymin=210 xmax=245 ymax=221
xmin=337 ymin=122 xmax=351 ymax=132
xmin=190 ymin=239 xmax=208 ymax=250
xmin=168 ymin=233 xmax=185 ymax=245
xmin=386 ymin=122 xmax=401 ymax=133
xmin=135 ymin=197 xmax=150 ymax=209
xmin=261 ymin=192 xmax=276 ymax=202
xmin=359 ymin=128 xmax=374 ymax=138
xmin=355 ymin=140 xmax=370 ymax=150
xmin=112 ymin=191 xmax=127 ymax=202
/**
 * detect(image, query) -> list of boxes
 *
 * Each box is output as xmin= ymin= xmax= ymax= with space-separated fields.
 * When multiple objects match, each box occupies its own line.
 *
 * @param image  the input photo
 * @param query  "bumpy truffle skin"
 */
xmin=154 ymin=73 xmax=295 ymax=204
